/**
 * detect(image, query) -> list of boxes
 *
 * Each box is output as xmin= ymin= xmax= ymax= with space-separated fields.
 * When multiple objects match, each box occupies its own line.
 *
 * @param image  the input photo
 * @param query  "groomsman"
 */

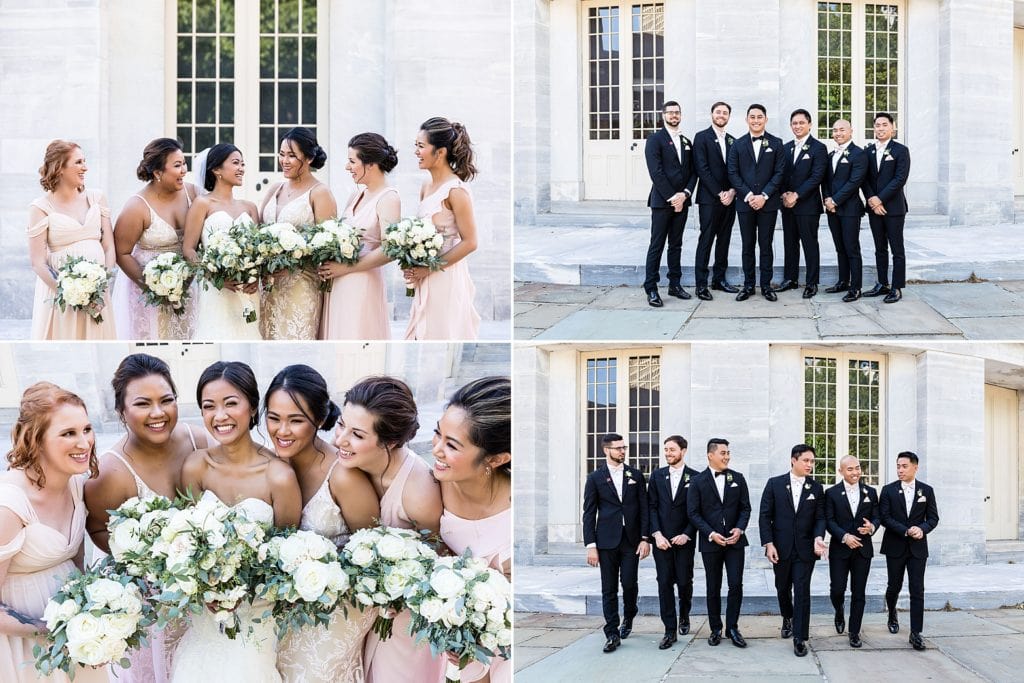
xmin=758 ymin=444 xmax=826 ymax=657
xmin=879 ymin=451 xmax=939 ymax=651
xmin=648 ymin=435 xmax=700 ymax=649
xmin=643 ymin=100 xmax=697 ymax=307
xmin=727 ymin=104 xmax=787 ymax=301
xmin=778 ymin=110 xmax=828 ymax=299
xmin=582 ymin=433 xmax=651 ymax=653
xmin=687 ymin=438 xmax=751 ymax=648
xmin=692 ymin=101 xmax=739 ymax=300
xmin=822 ymin=119 xmax=868 ymax=301
xmin=862 ymin=113 xmax=911 ymax=303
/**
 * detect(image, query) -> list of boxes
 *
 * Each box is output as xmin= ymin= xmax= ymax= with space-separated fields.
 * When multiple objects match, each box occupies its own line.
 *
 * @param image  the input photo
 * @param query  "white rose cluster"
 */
xmin=257 ymin=221 xmax=310 ymax=268
xmin=195 ymin=214 xmax=265 ymax=321
xmin=379 ymin=217 xmax=446 ymax=296
xmin=53 ymin=255 xmax=110 ymax=320
xmin=302 ymin=219 xmax=364 ymax=291
xmin=142 ymin=252 xmax=193 ymax=311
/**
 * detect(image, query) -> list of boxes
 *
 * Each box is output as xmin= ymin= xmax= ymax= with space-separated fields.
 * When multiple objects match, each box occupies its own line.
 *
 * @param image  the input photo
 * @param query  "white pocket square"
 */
xmin=839 ymin=158 xmax=849 ymax=164
xmin=730 ymin=482 xmax=738 ymax=488
xmin=801 ymin=154 xmax=810 ymax=160
xmin=628 ymin=479 xmax=637 ymax=485
xmin=807 ymin=494 xmax=815 ymax=500
xmin=917 ymin=495 xmax=926 ymax=502
xmin=883 ymin=157 xmax=893 ymax=162
xmin=765 ymin=148 xmax=774 ymax=153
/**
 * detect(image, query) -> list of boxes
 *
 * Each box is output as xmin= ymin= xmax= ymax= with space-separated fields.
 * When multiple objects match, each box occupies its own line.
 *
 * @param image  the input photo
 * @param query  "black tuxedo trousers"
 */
xmin=653 ymin=542 xmax=696 ymax=632
xmin=781 ymin=210 xmax=820 ymax=285
xmin=829 ymin=551 xmax=871 ymax=636
xmin=738 ymin=208 xmax=778 ymax=289
xmin=867 ymin=213 xmax=906 ymax=288
xmin=701 ymin=545 xmax=745 ymax=632
xmin=645 ymin=206 xmax=690 ymax=292
xmin=773 ymin=556 xmax=816 ymax=641
xmin=826 ymin=213 xmax=863 ymax=290
xmin=885 ymin=551 xmax=927 ymax=633
xmin=599 ymin=537 xmax=640 ymax=637
xmin=695 ymin=202 xmax=736 ymax=288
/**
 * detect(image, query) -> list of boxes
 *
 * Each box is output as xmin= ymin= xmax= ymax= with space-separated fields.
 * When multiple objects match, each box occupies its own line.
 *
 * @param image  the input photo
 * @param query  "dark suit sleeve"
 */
xmin=638 ymin=470 xmax=650 ymax=540
xmin=876 ymin=146 xmax=911 ymax=204
xmin=693 ymin=135 xmax=720 ymax=197
xmin=860 ymin=147 xmax=877 ymax=198
xmin=582 ymin=472 xmax=598 ymax=546
xmin=832 ymin=151 xmax=868 ymax=206
xmin=683 ymin=144 xmax=697 ymax=196
xmin=737 ymin=475 xmax=752 ymax=532
xmin=648 ymin=473 xmax=662 ymax=537
xmin=758 ymin=479 xmax=775 ymax=546
xmin=687 ymin=477 xmax=712 ymax=540
xmin=646 ymin=131 xmax=677 ymax=201
xmin=868 ymin=488 xmax=881 ymax=534
xmin=795 ymin=145 xmax=828 ymax=200
xmin=684 ymin=482 xmax=697 ymax=539
xmin=879 ymin=485 xmax=908 ymax=536
xmin=825 ymin=488 xmax=844 ymax=540
xmin=919 ymin=485 xmax=939 ymax=535
xmin=813 ymin=483 xmax=826 ymax=539
xmin=727 ymin=145 xmax=751 ymax=199
xmin=763 ymin=139 xmax=787 ymax=198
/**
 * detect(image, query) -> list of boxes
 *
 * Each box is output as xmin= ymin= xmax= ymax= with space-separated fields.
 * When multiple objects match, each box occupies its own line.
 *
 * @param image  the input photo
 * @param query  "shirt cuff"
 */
xmin=586 ymin=543 xmax=597 ymax=549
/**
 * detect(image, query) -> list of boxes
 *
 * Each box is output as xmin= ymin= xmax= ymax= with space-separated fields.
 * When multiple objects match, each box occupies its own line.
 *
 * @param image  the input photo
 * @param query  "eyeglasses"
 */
xmin=605 ymin=445 xmax=627 ymax=451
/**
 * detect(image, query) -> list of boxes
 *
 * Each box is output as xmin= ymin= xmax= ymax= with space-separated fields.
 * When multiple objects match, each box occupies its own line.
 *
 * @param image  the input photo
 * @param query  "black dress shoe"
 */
xmin=834 ymin=610 xmax=845 ymax=634
xmin=647 ymin=290 xmax=664 ymax=308
xmin=781 ymin=617 xmax=793 ymax=639
xmin=910 ymin=632 xmax=926 ymax=651
xmin=793 ymin=639 xmax=808 ymax=657
xmin=863 ymin=283 xmax=891 ymax=297
xmin=726 ymin=628 xmax=747 ymax=648
xmin=678 ymin=618 xmax=690 ymax=636
xmin=762 ymin=287 xmax=778 ymax=302
xmin=708 ymin=630 xmax=722 ymax=646
xmin=658 ymin=634 xmax=677 ymax=650
xmin=776 ymin=279 xmax=800 ymax=292
xmin=802 ymin=285 xmax=817 ymax=299
xmin=619 ymin=620 xmax=632 ymax=639
xmin=888 ymin=611 xmax=899 ymax=634
xmin=603 ymin=634 xmax=621 ymax=653
xmin=696 ymin=287 xmax=713 ymax=301
xmin=712 ymin=281 xmax=739 ymax=294
xmin=842 ymin=289 xmax=861 ymax=303
xmin=849 ymin=633 xmax=862 ymax=648
xmin=883 ymin=288 xmax=902 ymax=304
xmin=736 ymin=288 xmax=753 ymax=302
xmin=667 ymin=286 xmax=692 ymax=300
xmin=824 ymin=282 xmax=849 ymax=294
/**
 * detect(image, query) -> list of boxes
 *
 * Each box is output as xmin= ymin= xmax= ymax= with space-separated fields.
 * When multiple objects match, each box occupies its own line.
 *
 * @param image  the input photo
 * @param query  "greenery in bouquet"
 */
xmin=380 ymin=217 xmax=446 ymax=296
xmin=302 ymin=218 xmax=363 ymax=292
xmin=52 ymin=254 xmax=111 ymax=323
xmin=255 ymin=221 xmax=311 ymax=290
xmin=195 ymin=213 xmax=263 ymax=322
xmin=141 ymin=252 xmax=195 ymax=314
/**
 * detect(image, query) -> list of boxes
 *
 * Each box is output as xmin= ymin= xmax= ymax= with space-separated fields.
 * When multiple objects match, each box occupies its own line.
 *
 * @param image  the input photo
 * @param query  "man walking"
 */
xmin=862 ymin=113 xmax=911 ymax=303
xmin=778 ymin=109 xmax=828 ymax=299
xmin=692 ymin=101 xmax=739 ymax=300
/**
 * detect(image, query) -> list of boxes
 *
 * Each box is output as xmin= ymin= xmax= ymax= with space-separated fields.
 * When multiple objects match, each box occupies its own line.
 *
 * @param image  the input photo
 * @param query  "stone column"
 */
xmin=514 ymin=345 xmax=550 ymax=564
xmin=514 ymin=0 xmax=551 ymax=222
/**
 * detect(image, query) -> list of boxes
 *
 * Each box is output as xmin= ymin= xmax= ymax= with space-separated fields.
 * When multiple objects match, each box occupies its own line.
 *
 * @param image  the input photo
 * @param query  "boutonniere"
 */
xmin=605 ymin=477 xmax=612 ymax=484
xmin=684 ymin=473 xmax=691 ymax=483
xmin=862 ymin=487 xmax=868 ymax=495
xmin=801 ymin=143 xmax=810 ymax=151
xmin=625 ymin=470 xmax=634 ymax=480
xmin=727 ymin=136 xmax=734 ymax=145
xmin=917 ymin=494 xmax=926 ymax=502
xmin=842 ymin=149 xmax=850 ymax=158
xmin=726 ymin=473 xmax=734 ymax=484
xmin=804 ymin=483 xmax=811 ymax=490
xmin=883 ymin=150 xmax=894 ymax=160
xmin=761 ymin=139 xmax=769 ymax=149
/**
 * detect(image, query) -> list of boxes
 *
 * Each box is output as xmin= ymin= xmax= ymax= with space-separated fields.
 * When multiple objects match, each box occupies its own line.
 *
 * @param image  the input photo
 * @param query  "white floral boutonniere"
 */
xmin=804 ymin=483 xmax=811 ymax=490
xmin=883 ymin=150 xmax=894 ymax=161
xmin=726 ymin=472 xmax=734 ymax=484
xmin=917 ymin=494 xmax=926 ymax=503
xmin=727 ymin=136 xmax=735 ymax=145
xmin=842 ymin=149 xmax=850 ymax=158
xmin=684 ymin=473 xmax=691 ymax=483
xmin=801 ymin=143 xmax=810 ymax=152
xmin=625 ymin=470 xmax=634 ymax=480
xmin=862 ymin=487 xmax=869 ymax=496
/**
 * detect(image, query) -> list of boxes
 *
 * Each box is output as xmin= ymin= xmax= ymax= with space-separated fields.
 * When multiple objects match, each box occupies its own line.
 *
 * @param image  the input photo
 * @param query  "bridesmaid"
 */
xmin=83 ymin=353 xmax=207 ymax=682
xmin=0 ymin=382 xmax=107 ymax=683
xmin=27 ymin=140 xmax=117 ymax=340
xmin=403 ymin=117 xmax=482 ymax=340
xmin=318 ymin=133 xmax=400 ymax=340
xmin=112 ymin=139 xmax=200 ymax=340
xmin=334 ymin=377 xmax=445 ymax=683
xmin=259 ymin=127 xmax=337 ymax=340
xmin=264 ymin=365 xmax=380 ymax=683
xmin=433 ymin=377 xmax=511 ymax=683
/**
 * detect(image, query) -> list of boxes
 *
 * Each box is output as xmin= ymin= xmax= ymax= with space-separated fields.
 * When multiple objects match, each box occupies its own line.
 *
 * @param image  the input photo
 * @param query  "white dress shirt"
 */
xmin=832 ymin=143 xmax=849 ymax=172
xmin=793 ymin=135 xmax=809 ymax=163
xmin=903 ymin=479 xmax=916 ymax=516
xmin=665 ymin=126 xmax=682 ymax=164
xmin=715 ymin=129 xmax=728 ymax=161
xmin=845 ymin=482 xmax=860 ymax=517
xmin=875 ymin=141 xmax=889 ymax=170
xmin=669 ymin=464 xmax=684 ymax=498
xmin=609 ymin=464 xmax=624 ymax=500
xmin=712 ymin=468 xmax=727 ymax=501
xmin=790 ymin=475 xmax=805 ymax=510
xmin=752 ymin=135 xmax=762 ymax=163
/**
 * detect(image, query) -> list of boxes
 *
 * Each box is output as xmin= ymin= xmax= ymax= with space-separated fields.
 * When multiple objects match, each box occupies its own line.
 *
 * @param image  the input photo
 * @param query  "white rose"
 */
xmin=377 ymin=534 xmax=407 ymax=561
xmin=65 ymin=612 xmax=104 ymax=645
xmin=350 ymin=545 xmax=375 ymax=567
xmin=487 ymin=606 xmax=505 ymax=627
xmin=100 ymin=612 xmax=139 ymax=641
xmin=480 ymin=631 xmax=499 ymax=652
xmin=279 ymin=534 xmax=311 ymax=570
xmin=496 ymin=627 xmax=512 ymax=646
xmin=67 ymin=637 xmax=110 ymax=666
xmin=382 ymin=570 xmax=410 ymax=600
xmin=85 ymin=578 xmax=125 ymax=608
xmin=109 ymin=518 xmax=143 ymax=560
xmin=165 ymin=534 xmax=196 ymax=572
xmin=441 ymin=600 xmax=467 ymax=628
xmin=417 ymin=597 xmax=446 ymax=623
xmin=292 ymin=560 xmax=330 ymax=602
xmin=325 ymin=562 xmax=349 ymax=592
xmin=429 ymin=566 xmax=466 ymax=600
xmin=99 ymin=636 xmax=129 ymax=663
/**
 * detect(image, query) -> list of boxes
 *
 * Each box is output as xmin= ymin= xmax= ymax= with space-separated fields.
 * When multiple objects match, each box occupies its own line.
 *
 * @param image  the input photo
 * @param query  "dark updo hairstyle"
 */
xmin=446 ymin=376 xmax=511 ymax=476
xmin=112 ymin=353 xmax=178 ymax=415
xmin=348 ymin=132 xmax=398 ymax=174
xmin=281 ymin=127 xmax=327 ymax=170
xmin=343 ymin=376 xmax=419 ymax=470
xmin=197 ymin=361 xmax=260 ymax=429
xmin=136 ymin=138 xmax=184 ymax=182
xmin=203 ymin=142 xmax=241 ymax=192
xmin=420 ymin=116 xmax=477 ymax=181
xmin=264 ymin=364 xmax=341 ymax=432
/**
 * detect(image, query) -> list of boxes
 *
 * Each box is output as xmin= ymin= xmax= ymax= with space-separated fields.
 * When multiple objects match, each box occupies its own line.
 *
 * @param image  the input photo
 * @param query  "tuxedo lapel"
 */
xmin=601 ymin=467 xmax=621 ymax=503
xmin=796 ymin=480 xmax=811 ymax=513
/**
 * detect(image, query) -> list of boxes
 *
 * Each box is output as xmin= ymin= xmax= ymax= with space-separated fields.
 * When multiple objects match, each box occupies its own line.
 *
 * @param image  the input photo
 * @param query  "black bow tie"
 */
xmin=751 ymin=136 xmax=763 ymax=141
xmin=714 ymin=470 xmax=727 ymax=477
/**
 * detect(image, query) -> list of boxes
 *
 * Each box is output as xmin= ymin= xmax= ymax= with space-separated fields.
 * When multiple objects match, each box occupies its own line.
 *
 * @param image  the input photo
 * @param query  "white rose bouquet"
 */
xmin=302 ymin=218 xmax=363 ymax=292
xmin=196 ymin=213 xmax=263 ymax=323
xmin=380 ymin=217 xmax=445 ymax=296
xmin=106 ymin=495 xmax=177 ymax=588
xmin=33 ymin=567 xmax=154 ymax=679
xmin=406 ymin=553 xmax=512 ymax=683
xmin=52 ymin=254 xmax=111 ymax=323
xmin=141 ymin=252 xmax=195 ymax=315
xmin=341 ymin=526 xmax=438 ymax=640
xmin=255 ymin=221 xmax=310 ymax=290
xmin=255 ymin=528 xmax=352 ymax=636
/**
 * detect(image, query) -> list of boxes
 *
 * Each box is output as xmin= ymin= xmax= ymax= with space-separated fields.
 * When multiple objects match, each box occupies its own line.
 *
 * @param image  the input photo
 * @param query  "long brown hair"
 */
xmin=38 ymin=140 xmax=82 ymax=192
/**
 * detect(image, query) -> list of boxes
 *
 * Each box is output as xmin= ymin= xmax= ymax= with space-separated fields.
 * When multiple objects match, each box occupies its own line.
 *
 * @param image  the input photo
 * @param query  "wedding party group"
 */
xmin=0 ymin=353 xmax=511 ymax=682
xmin=643 ymin=101 xmax=910 ymax=307
xmin=584 ymin=435 xmax=938 ymax=658
xmin=26 ymin=117 xmax=481 ymax=343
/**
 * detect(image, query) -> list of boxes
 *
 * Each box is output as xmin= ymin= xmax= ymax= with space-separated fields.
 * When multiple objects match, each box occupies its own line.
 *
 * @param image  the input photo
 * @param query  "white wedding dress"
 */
xmin=194 ymin=211 xmax=263 ymax=340
xmin=170 ymin=491 xmax=280 ymax=683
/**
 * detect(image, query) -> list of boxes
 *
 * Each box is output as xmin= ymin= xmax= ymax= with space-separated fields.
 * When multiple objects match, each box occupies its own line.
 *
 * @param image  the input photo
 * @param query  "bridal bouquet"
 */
xmin=256 ymin=221 xmax=310 ymax=289
xmin=256 ymin=528 xmax=351 ymax=635
xmin=303 ymin=218 xmax=363 ymax=292
xmin=196 ymin=213 xmax=263 ymax=323
xmin=406 ymin=554 xmax=512 ymax=683
xmin=142 ymin=252 xmax=195 ymax=314
xmin=341 ymin=526 xmax=438 ymax=640
xmin=33 ymin=567 xmax=154 ymax=678
xmin=107 ymin=495 xmax=178 ymax=583
xmin=380 ymin=217 xmax=445 ymax=296
xmin=53 ymin=255 xmax=111 ymax=323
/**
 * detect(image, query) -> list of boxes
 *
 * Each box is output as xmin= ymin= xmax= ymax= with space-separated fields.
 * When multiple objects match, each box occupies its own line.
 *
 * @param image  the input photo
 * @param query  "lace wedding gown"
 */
xmin=194 ymin=211 xmax=262 ymax=340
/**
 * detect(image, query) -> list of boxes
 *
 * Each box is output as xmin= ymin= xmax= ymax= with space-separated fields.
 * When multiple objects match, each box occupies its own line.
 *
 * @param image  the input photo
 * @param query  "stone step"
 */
xmin=986 ymin=540 xmax=1024 ymax=564
xmin=536 ymin=209 xmax=952 ymax=230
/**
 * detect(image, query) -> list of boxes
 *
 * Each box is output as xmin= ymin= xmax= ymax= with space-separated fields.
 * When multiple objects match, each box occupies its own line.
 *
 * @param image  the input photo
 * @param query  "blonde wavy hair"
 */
xmin=38 ymin=140 xmax=82 ymax=193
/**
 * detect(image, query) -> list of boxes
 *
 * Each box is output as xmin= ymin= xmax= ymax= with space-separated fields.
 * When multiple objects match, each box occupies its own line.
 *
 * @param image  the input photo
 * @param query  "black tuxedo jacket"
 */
xmin=583 ymin=463 xmax=650 ymax=550
xmin=758 ymin=474 xmax=826 ymax=562
xmin=686 ymin=468 xmax=751 ymax=553
xmin=825 ymin=481 xmax=880 ymax=559
xmin=726 ymin=132 xmax=787 ymax=213
xmin=879 ymin=480 xmax=939 ymax=559
xmin=821 ymin=144 xmax=868 ymax=217
xmin=861 ymin=140 xmax=910 ymax=216
xmin=646 ymin=127 xmax=697 ymax=209
xmin=648 ymin=464 xmax=700 ymax=539
xmin=782 ymin=136 xmax=828 ymax=216
xmin=692 ymin=126 xmax=736 ymax=205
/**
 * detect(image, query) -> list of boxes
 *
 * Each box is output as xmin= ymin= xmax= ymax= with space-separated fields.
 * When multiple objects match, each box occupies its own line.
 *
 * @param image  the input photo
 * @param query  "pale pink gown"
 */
xmin=28 ymin=190 xmax=117 ymax=340
xmin=363 ymin=454 xmax=445 ymax=683
xmin=404 ymin=179 xmax=481 ymax=340
xmin=439 ymin=508 xmax=512 ymax=683
xmin=0 ymin=476 xmax=108 ymax=683
xmin=320 ymin=187 xmax=394 ymax=340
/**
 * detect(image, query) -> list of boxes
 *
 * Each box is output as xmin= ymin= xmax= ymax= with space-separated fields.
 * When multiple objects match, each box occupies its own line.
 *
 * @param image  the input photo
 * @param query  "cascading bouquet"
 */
xmin=33 ymin=567 xmax=154 ymax=678
xmin=196 ymin=213 xmax=263 ymax=323
xmin=406 ymin=553 xmax=513 ymax=683
xmin=380 ymin=217 xmax=445 ymax=296
xmin=255 ymin=528 xmax=352 ymax=635
xmin=255 ymin=221 xmax=310 ymax=291
xmin=340 ymin=526 xmax=438 ymax=640
xmin=141 ymin=252 xmax=195 ymax=314
xmin=302 ymin=218 xmax=363 ymax=292
xmin=52 ymin=254 xmax=111 ymax=323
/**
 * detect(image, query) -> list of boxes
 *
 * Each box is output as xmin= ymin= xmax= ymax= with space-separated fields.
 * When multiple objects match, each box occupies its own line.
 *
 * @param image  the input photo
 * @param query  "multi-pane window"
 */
xmin=176 ymin=0 xmax=236 ymax=155
xmin=630 ymin=4 xmax=664 ymax=138
xmin=804 ymin=352 xmax=884 ymax=485
xmin=587 ymin=6 xmax=620 ymax=140
xmin=585 ymin=357 xmax=619 ymax=473
xmin=627 ymin=353 xmax=660 ymax=476
xmin=816 ymin=2 xmax=902 ymax=141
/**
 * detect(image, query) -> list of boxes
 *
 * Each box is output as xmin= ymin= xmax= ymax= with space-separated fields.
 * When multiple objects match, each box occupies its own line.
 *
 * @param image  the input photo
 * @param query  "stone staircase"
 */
xmin=986 ymin=540 xmax=1024 ymax=564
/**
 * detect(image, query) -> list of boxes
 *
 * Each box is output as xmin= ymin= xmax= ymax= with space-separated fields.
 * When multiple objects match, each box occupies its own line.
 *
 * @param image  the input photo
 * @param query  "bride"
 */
xmin=183 ymin=144 xmax=263 ymax=340
xmin=174 ymin=361 xmax=302 ymax=682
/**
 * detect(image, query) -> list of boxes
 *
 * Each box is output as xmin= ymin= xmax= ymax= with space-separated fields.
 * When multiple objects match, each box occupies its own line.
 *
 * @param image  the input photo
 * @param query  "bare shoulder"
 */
xmin=310 ymin=182 xmax=335 ymax=202
xmin=266 ymin=456 xmax=299 ymax=483
xmin=181 ymin=448 xmax=211 ymax=476
xmin=331 ymin=461 xmax=373 ymax=491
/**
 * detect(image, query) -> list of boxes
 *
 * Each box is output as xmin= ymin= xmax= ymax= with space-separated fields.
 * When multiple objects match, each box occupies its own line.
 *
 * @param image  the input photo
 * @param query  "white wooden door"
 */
xmin=581 ymin=2 xmax=664 ymax=200
xmin=133 ymin=343 xmax=222 ymax=408
xmin=1014 ymin=28 xmax=1024 ymax=194
xmin=984 ymin=384 xmax=1020 ymax=540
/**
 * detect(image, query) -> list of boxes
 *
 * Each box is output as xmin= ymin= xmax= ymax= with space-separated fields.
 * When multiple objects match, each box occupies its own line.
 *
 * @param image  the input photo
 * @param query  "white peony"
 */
xmin=429 ymin=566 xmax=466 ymax=600
xmin=99 ymin=612 xmax=139 ymax=641
xmin=84 ymin=578 xmax=125 ymax=608
xmin=65 ymin=612 xmax=104 ymax=645
xmin=67 ymin=637 xmax=110 ymax=667
xmin=109 ymin=518 xmax=143 ymax=559
xmin=418 ymin=597 xmax=446 ymax=623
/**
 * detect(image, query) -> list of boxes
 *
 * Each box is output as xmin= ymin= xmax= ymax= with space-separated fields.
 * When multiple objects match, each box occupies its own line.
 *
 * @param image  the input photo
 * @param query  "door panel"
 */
xmin=984 ymin=384 xmax=1020 ymax=540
